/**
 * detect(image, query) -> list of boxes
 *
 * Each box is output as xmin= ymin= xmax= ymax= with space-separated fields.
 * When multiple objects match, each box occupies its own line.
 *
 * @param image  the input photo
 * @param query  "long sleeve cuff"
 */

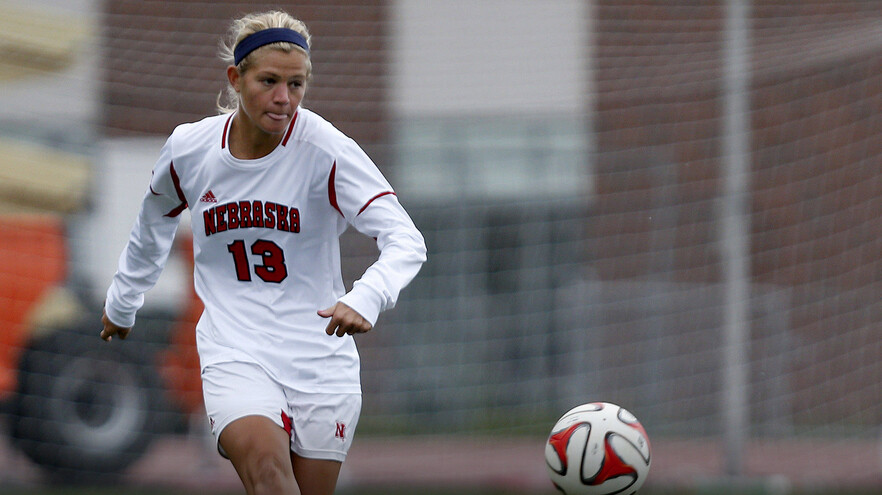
xmin=103 ymin=301 xmax=136 ymax=329
xmin=104 ymin=282 xmax=141 ymax=328
xmin=337 ymin=281 xmax=385 ymax=327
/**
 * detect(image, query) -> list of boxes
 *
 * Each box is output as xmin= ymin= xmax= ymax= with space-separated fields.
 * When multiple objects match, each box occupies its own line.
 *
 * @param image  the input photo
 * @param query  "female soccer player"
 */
xmin=100 ymin=10 xmax=426 ymax=495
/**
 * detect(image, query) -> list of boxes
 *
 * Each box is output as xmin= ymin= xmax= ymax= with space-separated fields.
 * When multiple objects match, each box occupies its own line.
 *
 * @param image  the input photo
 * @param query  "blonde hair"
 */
xmin=217 ymin=11 xmax=312 ymax=113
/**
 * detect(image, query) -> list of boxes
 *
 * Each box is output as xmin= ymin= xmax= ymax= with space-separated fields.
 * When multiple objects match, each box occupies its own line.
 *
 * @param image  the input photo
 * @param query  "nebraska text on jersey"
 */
xmin=203 ymin=200 xmax=301 ymax=237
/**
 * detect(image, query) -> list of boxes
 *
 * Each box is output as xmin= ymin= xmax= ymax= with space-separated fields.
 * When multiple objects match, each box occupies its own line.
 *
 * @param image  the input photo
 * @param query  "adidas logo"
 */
xmin=200 ymin=190 xmax=218 ymax=203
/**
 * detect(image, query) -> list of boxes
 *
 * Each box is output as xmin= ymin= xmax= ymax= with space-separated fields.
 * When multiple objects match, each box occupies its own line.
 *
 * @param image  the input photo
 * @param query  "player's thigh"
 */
xmin=222 ymin=416 xmax=298 ymax=492
xmin=291 ymin=454 xmax=342 ymax=495
xmin=221 ymin=414 xmax=291 ymax=466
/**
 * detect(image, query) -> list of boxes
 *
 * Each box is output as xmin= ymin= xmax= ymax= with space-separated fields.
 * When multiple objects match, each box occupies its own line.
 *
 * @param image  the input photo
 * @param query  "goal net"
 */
xmin=0 ymin=0 xmax=879 ymax=490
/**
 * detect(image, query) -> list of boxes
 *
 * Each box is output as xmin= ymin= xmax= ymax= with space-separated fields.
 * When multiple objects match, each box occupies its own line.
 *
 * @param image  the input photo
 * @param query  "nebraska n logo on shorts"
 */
xmin=335 ymin=421 xmax=346 ymax=441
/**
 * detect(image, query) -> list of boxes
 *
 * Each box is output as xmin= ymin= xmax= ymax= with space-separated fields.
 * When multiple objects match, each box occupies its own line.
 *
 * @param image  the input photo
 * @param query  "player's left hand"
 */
xmin=318 ymin=302 xmax=372 ymax=337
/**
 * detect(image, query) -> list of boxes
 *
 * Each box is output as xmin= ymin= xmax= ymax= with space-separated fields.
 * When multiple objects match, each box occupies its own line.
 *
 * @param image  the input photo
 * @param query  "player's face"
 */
xmin=231 ymin=49 xmax=309 ymax=137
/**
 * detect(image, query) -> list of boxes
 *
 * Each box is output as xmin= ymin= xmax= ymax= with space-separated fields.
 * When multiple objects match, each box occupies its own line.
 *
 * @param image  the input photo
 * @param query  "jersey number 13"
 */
xmin=227 ymin=239 xmax=288 ymax=283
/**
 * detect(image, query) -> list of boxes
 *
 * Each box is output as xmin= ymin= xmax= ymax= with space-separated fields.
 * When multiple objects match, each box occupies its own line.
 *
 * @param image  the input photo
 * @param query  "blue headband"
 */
xmin=233 ymin=28 xmax=309 ymax=66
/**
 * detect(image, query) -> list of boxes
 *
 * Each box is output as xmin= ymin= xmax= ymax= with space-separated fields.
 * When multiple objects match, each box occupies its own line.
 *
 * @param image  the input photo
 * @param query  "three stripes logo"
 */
xmin=200 ymin=190 xmax=218 ymax=203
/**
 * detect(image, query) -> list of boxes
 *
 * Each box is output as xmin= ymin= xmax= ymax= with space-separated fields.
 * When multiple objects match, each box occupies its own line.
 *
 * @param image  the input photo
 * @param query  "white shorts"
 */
xmin=201 ymin=360 xmax=361 ymax=462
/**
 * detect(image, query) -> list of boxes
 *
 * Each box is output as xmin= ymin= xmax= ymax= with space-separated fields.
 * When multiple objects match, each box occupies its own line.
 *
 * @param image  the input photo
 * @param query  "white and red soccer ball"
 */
xmin=545 ymin=402 xmax=651 ymax=494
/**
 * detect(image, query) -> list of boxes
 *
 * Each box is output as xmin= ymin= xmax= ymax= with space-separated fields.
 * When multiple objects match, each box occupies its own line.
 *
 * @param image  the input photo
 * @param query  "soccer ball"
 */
xmin=545 ymin=402 xmax=651 ymax=495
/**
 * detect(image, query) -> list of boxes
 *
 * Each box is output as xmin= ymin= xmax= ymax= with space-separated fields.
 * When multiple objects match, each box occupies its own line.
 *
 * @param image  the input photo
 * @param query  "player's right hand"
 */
xmin=100 ymin=310 xmax=132 ymax=342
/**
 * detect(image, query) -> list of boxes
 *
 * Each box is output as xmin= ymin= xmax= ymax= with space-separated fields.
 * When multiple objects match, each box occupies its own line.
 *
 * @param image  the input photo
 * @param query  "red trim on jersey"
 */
xmin=358 ymin=191 xmax=396 ymax=215
xmin=281 ymin=410 xmax=293 ymax=438
xmin=328 ymin=162 xmax=344 ymax=217
xmin=164 ymin=161 xmax=189 ymax=218
xmin=221 ymin=113 xmax=234 ymax=149
xmin=165 ymin=203 xmax=188 ymax=218
xmin=329 ymin=162 xmax=395 ymax=217
xmin=281 ymin=111 xmax=298 ymax=146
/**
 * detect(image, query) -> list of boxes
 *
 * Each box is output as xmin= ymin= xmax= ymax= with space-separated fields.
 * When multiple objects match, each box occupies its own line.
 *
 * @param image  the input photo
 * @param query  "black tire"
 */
xmin=10 ymin=328 xmax=166 ymax=478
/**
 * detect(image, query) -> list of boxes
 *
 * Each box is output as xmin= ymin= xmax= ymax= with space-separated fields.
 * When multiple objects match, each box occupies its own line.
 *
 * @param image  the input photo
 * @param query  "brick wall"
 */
xmin=592 ymin=0 xmax=882 ymax=423
xmin=99 ymin=0 xmax=882 ymax=424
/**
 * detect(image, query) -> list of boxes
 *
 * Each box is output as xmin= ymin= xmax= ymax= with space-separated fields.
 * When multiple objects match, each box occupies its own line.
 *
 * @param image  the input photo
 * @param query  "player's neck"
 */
xmin=228 ymin=114 xmax=284 ymax=160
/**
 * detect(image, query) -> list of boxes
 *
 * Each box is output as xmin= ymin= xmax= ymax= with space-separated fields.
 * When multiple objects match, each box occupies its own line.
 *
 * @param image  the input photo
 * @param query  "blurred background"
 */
xmin=0 ymin=0 xmax=880 ymax=493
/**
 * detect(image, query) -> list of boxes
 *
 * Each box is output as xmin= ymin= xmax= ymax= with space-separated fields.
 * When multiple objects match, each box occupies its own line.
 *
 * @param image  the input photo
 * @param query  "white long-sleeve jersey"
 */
xmin=105 ymin=108 xmax=426 ymax=393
